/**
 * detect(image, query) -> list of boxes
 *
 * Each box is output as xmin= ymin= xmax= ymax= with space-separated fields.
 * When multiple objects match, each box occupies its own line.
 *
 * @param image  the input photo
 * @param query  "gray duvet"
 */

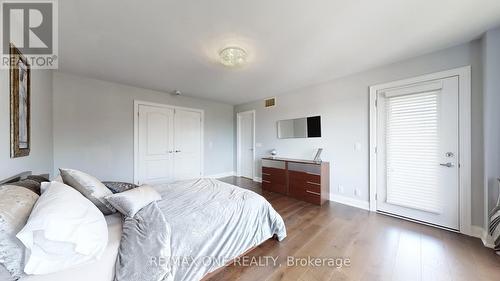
xmin=115 ymin=178 xmax=286 ymax=281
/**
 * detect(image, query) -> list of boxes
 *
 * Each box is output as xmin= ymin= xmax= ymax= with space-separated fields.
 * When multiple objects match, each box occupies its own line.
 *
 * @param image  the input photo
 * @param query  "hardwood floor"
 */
xmin=206 ymin=176 xmax=500 ymax=281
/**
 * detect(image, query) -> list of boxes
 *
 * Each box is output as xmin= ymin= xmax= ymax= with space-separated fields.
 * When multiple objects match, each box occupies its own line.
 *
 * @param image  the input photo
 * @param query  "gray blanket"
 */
xmin=115 ymin=179 xmax=286 ymax=281
xmin=114 ymin=202 xmax=171 ymax=281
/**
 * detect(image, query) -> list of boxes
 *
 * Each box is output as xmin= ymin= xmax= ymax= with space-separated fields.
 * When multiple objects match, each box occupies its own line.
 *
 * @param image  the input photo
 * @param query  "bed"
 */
xmin=151 ymin=178 xmax=286 ymax=281
xmin=0 ymin=173 xmax=286 ymax=281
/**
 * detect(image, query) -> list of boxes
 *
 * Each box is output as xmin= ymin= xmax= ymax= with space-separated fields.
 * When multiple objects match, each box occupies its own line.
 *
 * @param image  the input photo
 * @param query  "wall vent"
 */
xmin=264 ymin=98 xmax=276 ymax=108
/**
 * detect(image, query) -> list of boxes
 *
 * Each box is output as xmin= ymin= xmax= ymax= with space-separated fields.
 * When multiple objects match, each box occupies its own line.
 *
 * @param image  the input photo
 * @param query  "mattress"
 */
xmin=0 ymin=214 xmax=123 ymax=281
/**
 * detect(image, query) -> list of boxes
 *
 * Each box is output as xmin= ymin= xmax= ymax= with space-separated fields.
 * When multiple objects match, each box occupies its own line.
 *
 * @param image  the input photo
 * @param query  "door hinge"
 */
xmin=374 ymin=146 xmax=377 ymax=154
xmin=375 ymin=99 xmax=378 ymax=107
xmin=375 ymin=193 xmax=378 ymax=200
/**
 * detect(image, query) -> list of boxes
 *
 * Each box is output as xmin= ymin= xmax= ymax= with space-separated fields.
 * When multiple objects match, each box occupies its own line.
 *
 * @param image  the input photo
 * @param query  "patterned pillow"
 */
xmin=104 ymin=185 xmax=161 ymax=217
xmin=102 ymin=182 xmax=138 ymax=194
xmin=26 ymin=174 xmax=49 ymax=184
xmin=59 ymin=168 xmax=116 ymax=215
xmin=7 ymin=179 xmax=41 ymax=195
xmin=0 ymin=185 xmax=39 ymax=280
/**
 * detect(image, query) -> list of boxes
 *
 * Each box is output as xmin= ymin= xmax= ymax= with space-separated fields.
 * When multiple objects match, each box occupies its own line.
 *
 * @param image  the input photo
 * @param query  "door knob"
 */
xmin=175 ymin=150 xmax=181 ymax=153
xmin=168 ymin=150 xmax=173 ymax=153
xmin=439 ymin=162 xmax=454 ymax=168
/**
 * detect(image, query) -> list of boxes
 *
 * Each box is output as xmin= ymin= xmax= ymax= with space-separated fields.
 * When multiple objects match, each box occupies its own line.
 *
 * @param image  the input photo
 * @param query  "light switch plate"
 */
xmin=354 ymin=142 xmax=361 ymax=151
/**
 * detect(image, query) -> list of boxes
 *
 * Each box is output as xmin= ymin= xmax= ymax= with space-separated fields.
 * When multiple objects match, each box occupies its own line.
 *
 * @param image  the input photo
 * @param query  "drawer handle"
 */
xmin=306 ymin=181 xmax=320 ymax=186
xmin=306 ymin=190 xmax=321 ymax=196
xmin=262 ymin=180 xmax=271 ymax=183
xmin=306 ymin=172 xmax=320 ymax=176
xmin=262 ymin=173 xmax=270 ymax=176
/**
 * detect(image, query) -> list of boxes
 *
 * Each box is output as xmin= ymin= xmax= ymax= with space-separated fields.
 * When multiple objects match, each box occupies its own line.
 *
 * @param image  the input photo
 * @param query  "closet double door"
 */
xmin=136 ymin=104 xmax=202 ymax=185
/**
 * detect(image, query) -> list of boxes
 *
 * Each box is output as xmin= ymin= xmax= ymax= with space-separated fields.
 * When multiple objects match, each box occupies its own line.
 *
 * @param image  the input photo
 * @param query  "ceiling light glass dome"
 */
xmin=219 ymin=46 xmax=247 ymax=67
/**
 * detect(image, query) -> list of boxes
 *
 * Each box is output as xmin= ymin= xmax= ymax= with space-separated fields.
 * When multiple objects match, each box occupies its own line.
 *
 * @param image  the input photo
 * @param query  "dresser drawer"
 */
xmin=261 ymin=158 xmax=329 ymax=206
xmin=262 ymin=173 xmax=272 ymax=182
xmin=262 ymin=179 xmax=272 ymax=189
xmin=262 ymin=180 xmax=286 ymax=194
xmin=288 ymin=162 xmax=321 ymax=174
xmin=262 ymin=159 xmax=286 ymax=169
xmin=288 ymin=170 xmax=320 ymax=184
xmin=262 ymin=167 xmax=286 ymax=184
xmin=303 ymin=190 xmax=321 ymax=205
xmin=304 ymin=182 xmax=321 ymax=193
xmin=288 ymin=170 xmax=323 ymax=204
xmin=304 ymin=173 xmax=321 ymax=184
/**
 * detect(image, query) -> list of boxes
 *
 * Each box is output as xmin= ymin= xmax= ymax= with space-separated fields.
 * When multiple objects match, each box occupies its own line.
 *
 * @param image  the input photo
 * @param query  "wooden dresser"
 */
xmin=261 ymin=157 xmax=329 ymax=205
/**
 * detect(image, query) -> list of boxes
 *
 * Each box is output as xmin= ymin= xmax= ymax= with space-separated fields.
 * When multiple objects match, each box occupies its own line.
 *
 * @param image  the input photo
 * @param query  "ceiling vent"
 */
xmin=264 ymin=97 xmax=276 ymax=108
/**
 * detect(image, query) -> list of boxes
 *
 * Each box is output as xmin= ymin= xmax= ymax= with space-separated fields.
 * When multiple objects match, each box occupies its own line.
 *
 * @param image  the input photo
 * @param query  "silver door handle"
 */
xmin=168 ymin=150 xmax=173 ymax=153
xmin=439 ymin=162 xmax=454 ymax=167
xmin=175 ymin=150 xmax=181 ymax=153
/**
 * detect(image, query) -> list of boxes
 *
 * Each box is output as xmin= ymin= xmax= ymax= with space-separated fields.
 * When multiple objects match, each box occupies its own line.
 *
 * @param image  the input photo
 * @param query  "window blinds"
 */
xmin=385 ymin=91 xmax=441 ymax=213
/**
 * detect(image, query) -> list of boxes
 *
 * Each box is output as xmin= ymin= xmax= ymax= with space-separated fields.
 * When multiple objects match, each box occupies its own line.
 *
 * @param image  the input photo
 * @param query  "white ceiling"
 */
xmin=59 ymin=0 xmax=500 ymax=105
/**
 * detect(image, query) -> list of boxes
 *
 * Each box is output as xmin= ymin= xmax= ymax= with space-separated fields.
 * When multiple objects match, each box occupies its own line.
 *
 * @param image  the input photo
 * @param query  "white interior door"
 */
xmin=174 ymin=109 xmax=202 ymax=180
xmin=137 ymin=105 xmax=174 ymax=184
xmin=238 ymin=111 xmax=254 ymax=179
xmin=376 ymin=76 xmax=460 ymax=230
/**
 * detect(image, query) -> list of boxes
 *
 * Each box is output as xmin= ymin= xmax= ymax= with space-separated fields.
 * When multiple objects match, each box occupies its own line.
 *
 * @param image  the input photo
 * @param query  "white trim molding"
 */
xmin=236 ymin=110 xmax=256 ymax=179
xmin=369 ymin=66 xmax=472 ymax=236
xmin=471 ymin=226 xmax=495 ymax=248
xmin=133 ymin=100 xmax=205 ymax=185
xmin=330 ymin=194 xmax=370 ymax=211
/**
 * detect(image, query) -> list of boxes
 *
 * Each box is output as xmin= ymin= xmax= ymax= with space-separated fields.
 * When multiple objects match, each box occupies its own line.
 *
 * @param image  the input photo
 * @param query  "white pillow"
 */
xmin=41 ymin=175 xmax=62 ymax=194
xmin=16 ymin=181 xmax=108 ymax=275
xmin=105 ymin=185 xmax=161 ymax=217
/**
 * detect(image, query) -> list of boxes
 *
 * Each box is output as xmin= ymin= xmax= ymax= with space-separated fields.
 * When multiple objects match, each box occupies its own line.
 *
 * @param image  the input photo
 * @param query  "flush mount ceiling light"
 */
xmin=219 ymin=46 xmax=247 ymax=67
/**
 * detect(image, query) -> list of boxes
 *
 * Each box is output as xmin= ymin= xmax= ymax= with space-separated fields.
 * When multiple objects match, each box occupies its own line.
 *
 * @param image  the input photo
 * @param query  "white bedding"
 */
xmin=152 ymin=179 xmax=286 ymax=281
xmin=5 ymin=214 xmax=122 ymax=281
xmin=1 ymin=179 xmax=286 ymax=281
xmin=17 ymin=181 xmax=109 ymax=275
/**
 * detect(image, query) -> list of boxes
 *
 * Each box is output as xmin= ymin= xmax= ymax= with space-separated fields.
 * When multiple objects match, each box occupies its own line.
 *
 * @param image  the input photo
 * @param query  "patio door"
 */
xmin=375 ymin=76 xmax=460 ymax=230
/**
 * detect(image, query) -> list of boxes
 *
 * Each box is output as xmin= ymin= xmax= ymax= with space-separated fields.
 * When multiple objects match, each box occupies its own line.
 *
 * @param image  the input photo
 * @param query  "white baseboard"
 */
xmin=330 ymin=194 xmax=370 ymax=211
xmin=253 ymin=177 xmax=262 ymax=183
xmin=330 ymin=196 xmax=495 ymax=248
xmin=205 ymin=171 xmax=235 ymax=179
xmin=471 ymin=226 xmax=495 ymax=248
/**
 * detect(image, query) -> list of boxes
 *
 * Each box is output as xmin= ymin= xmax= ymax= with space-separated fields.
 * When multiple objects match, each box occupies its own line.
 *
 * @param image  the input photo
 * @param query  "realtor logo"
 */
xmin=1 ymin=0 xmax=58 ymax=69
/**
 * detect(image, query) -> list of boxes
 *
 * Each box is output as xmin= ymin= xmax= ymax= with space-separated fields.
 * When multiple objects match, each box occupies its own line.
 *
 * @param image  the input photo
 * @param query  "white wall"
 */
xmin=482 ymin=27 xmax=500 ymax=222
xmin=52 ymin=72 xmax=234 ymax=182
xmin=0 ymin=69 xmax=54 ymax=179
xmin=235 ymin=41 xmax=485 ymax=226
